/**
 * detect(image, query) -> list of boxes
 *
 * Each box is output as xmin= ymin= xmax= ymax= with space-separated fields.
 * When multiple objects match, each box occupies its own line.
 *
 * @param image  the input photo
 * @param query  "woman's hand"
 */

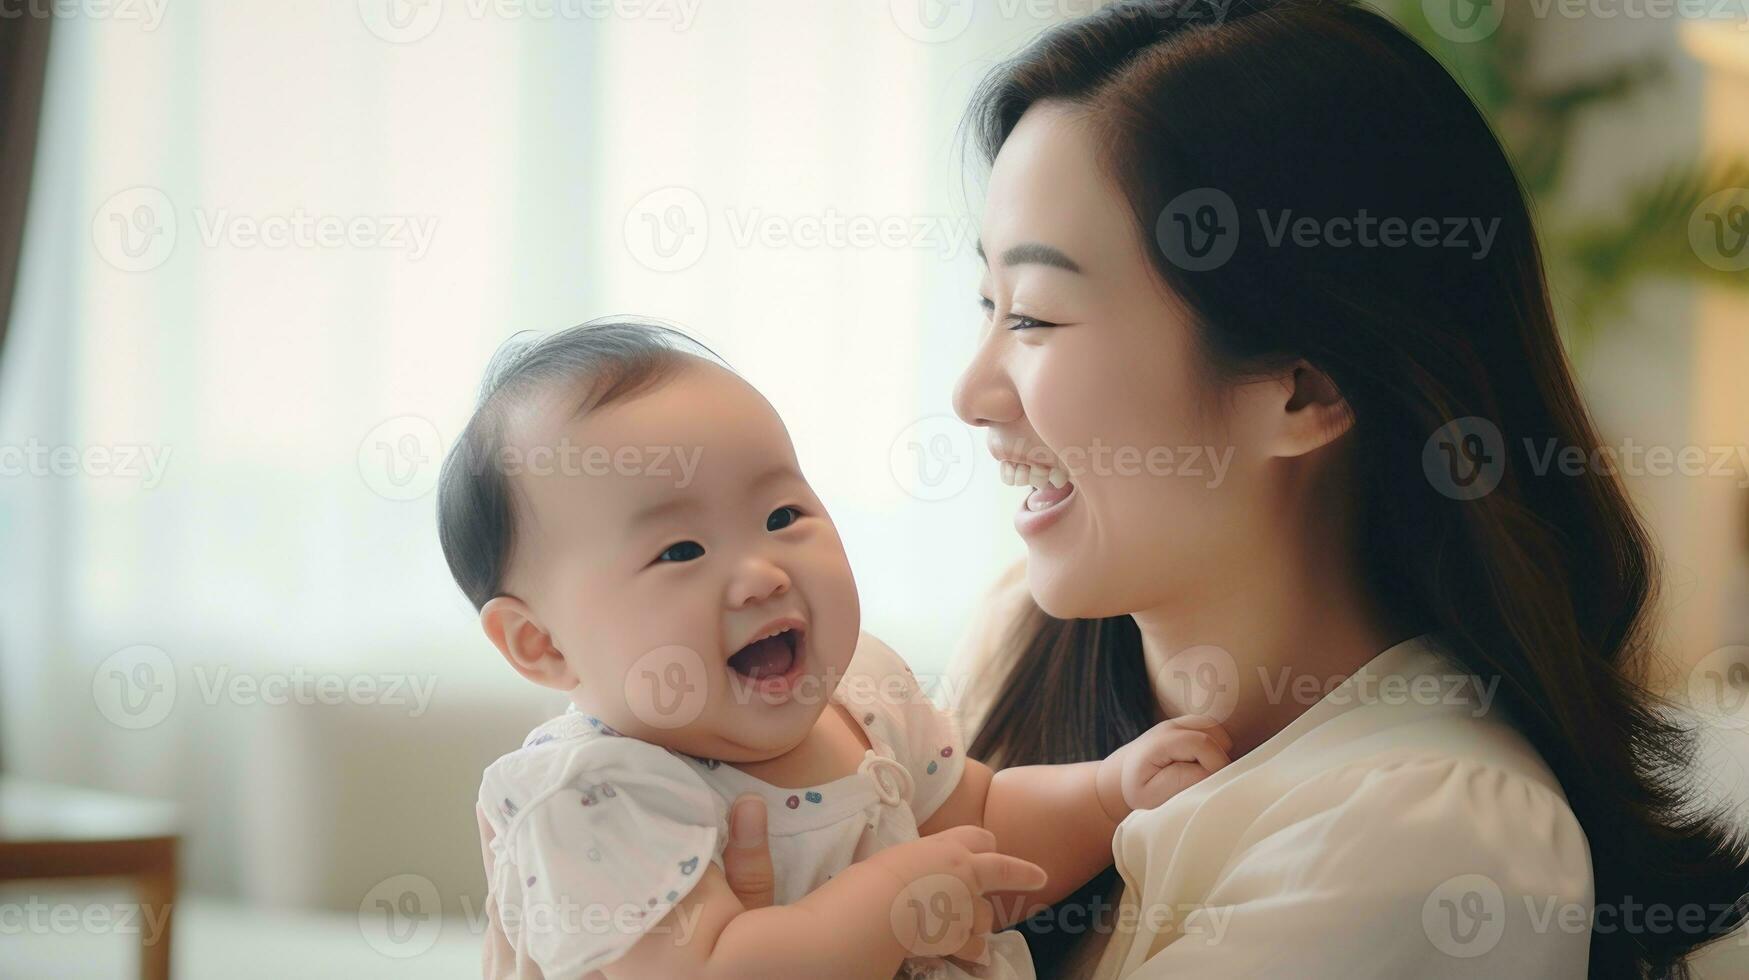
xmin=1108 ymin=714 xmax=1234 ymax=813
xmin=722 ymin=794 xmax=777 ymax=909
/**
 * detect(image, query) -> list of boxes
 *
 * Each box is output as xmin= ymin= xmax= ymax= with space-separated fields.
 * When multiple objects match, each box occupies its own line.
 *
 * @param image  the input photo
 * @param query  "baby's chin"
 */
xmin=686 ymin=705 xmax=823 ymax=764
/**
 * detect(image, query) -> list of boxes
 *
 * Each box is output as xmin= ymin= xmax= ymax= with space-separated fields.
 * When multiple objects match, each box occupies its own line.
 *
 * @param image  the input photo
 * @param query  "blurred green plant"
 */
xmin=1371 ymin=0 xmax=1749 ymax=351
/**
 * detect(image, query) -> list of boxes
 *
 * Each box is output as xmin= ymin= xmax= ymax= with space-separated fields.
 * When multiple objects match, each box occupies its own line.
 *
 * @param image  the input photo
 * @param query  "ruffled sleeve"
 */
xmin=478 ymin=735 xmax=727 ymax=978
xmin=1118 ymin=756 xmax=1594 ymax=977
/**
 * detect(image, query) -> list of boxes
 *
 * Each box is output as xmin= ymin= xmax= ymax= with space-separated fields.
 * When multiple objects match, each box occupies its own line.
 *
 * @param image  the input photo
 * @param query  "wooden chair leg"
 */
xmin=137 ymin=865 xmax=175 ymax=980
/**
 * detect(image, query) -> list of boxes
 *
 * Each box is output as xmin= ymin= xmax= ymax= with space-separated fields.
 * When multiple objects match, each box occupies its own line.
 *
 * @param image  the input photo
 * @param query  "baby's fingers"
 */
xmin=969 ymin=851 xmax=1048 ymax=895
xmin=1135 ymin=760 xmax=1217 ymax=806
xmin=949 ymin=899 xmax=997 ymax=967
xmin=926 ymin=823 xmax=999 ymax=854
xmin=1161 ymin=714 xmax=1235 ymax=755
xmin=1153 ymin=728 xmax=1232 ymax=773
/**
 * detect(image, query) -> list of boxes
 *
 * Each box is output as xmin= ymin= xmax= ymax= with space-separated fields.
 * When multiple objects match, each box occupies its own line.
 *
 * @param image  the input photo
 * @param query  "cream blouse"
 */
xmin=949 ymin=564 xmax=1594 ymax=978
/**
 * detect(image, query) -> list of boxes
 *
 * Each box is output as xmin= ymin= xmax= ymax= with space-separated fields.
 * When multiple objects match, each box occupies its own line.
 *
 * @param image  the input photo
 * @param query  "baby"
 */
xmin=439 ymin=319 xmax=1231 ymax=979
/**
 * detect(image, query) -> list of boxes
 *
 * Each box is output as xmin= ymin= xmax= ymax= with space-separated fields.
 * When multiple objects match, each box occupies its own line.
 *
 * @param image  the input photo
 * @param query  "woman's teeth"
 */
xmin=999 ymin=461 xmax=1070 ymax=489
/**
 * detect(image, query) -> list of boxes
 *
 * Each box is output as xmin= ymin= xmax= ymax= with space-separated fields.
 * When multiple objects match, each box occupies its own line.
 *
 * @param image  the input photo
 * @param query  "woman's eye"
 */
xmin=766 ymin=506 xmax=802 ymax=532
xmin=978 ymin=297 xmax=1058 ymax=331
xmin=656 ymin=541 xmax=705 ymax=563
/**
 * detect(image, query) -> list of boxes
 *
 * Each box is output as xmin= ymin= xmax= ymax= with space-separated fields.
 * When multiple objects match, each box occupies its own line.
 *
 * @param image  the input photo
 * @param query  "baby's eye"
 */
xmin=766 ymin=506 xmax=802 ymax=532
xmin=656 ymin=541 xmax=705 ymax=563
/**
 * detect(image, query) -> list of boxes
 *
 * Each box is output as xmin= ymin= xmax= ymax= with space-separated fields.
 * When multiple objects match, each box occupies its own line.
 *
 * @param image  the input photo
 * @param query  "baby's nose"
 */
xmin=728 ymin=558 xmax=790 ymax=607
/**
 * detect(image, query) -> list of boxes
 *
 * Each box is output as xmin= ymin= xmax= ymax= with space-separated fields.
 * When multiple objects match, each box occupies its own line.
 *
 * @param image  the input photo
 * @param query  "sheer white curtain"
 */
xmin=1 ymin=0 xmax=1054 ymax=898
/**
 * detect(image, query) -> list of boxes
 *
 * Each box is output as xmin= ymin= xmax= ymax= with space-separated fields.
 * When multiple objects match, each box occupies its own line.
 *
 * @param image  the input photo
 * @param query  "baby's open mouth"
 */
xmin=728 ymin=626 xmax=802 ymax=680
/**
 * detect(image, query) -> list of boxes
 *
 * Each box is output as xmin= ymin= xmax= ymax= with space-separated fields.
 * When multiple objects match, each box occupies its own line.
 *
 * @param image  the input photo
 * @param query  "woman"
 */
xmin=481 ymin=1 xmax=1747 ymax=976
xmin=943 ymin=1 xmax=1746 ymax=975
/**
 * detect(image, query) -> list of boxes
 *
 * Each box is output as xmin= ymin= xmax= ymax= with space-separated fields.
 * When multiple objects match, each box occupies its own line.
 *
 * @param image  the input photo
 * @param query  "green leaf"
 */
xmin=1556 ymin=160 xmax=1749 ymax=319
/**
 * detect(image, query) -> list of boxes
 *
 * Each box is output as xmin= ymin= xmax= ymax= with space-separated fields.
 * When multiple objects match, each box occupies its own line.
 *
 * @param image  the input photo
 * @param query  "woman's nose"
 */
xmin=727 ymin=558 xmax=791 ymax=608
xmin=952 ymin=333 xmax=1021 ymax=428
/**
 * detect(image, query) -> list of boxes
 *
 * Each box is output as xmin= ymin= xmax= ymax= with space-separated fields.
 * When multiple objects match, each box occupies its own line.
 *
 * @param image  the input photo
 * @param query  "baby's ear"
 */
xmin=481 ymin=596 xmax=579 ymax=693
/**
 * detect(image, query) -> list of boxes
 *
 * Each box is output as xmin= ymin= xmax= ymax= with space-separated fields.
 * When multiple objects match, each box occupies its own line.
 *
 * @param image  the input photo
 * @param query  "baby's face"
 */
xmin=501 ymin=361 xmax=861 ymax=762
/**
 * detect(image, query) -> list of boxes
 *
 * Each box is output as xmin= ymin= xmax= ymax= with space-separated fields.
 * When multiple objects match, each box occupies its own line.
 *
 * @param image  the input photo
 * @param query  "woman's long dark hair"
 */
xmin=963 ymin=2 xmax=1747 ymax=977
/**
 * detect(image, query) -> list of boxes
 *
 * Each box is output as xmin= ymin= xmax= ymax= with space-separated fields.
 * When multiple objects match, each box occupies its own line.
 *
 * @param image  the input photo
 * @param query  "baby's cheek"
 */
xmin=577 ymin=620 xmax=730 ymax=736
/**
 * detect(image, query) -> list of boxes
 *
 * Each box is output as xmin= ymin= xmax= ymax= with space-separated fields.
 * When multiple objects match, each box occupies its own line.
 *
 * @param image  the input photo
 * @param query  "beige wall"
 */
xmin=1658 ymin=22 xmax=1749 ymax=692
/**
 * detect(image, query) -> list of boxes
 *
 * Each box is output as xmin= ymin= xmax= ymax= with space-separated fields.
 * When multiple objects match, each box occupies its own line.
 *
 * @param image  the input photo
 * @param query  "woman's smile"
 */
xmin=1014 ymin=479 xmax=1076 ymax=537
xmin=998 ymin=459 xmax=1079 ymax=536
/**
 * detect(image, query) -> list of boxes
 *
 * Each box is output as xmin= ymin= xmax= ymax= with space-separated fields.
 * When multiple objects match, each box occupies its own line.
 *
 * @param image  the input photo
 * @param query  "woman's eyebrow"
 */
xmin=975 ymin=240 xmax=1084 ymax=274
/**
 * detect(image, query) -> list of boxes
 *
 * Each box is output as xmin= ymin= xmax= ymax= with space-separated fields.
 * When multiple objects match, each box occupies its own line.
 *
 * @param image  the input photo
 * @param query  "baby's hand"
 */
xmin=868 ymin=825 xmax=1047 ymax=966
xmin=1112 ymin=715 xmax=1234 ymax=812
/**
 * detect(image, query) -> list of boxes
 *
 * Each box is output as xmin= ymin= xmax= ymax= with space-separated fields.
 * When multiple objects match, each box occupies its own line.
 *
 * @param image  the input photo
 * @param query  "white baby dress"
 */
xmin=478 ymin=631 xmax=1035 ymax=980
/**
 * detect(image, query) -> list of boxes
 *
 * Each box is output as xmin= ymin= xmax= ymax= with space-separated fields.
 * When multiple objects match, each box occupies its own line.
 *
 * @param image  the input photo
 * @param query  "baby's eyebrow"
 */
xmin=627 ymin=494 xmax=698 ymax=527
xmin=748 ymin=462 xmax=802 ymax=493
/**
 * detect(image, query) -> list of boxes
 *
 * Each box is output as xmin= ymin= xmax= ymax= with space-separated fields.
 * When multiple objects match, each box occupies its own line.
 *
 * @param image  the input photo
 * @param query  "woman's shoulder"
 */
xmin=1278 ymin=750 xmax=1589 ymax=860
xmin=1105 ymin=748 xmax=1594 ymax=977
xmin=1149 ymin=638 xmax=1594 ymax=904
xmin=1219 ymin=723 xmax=1593 ymax=914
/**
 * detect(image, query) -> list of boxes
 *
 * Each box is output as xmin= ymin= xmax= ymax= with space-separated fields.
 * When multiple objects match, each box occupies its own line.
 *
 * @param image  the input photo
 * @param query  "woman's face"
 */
xmin=954 ymin=102 xmax=1281 ymax=620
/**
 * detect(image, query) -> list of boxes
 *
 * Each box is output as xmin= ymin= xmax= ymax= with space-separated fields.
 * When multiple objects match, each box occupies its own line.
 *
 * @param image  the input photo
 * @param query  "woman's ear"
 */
xmin=481 ymin=596 xmax=579 ymax=693
xmin=1267 ymin=361 xmax=1353 ymax=459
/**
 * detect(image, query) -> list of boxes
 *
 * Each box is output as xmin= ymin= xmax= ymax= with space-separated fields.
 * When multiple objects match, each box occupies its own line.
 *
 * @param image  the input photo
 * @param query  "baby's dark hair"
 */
xmin=437 ymin=317 xmax=722 ymax=610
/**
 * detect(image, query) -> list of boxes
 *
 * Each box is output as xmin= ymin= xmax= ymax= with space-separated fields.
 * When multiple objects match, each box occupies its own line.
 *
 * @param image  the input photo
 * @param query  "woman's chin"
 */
xmin=1025 ymin=558 xmax=1103 ymax=620
xmin=1027 ymin=547 xmax=1156 ymax=621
